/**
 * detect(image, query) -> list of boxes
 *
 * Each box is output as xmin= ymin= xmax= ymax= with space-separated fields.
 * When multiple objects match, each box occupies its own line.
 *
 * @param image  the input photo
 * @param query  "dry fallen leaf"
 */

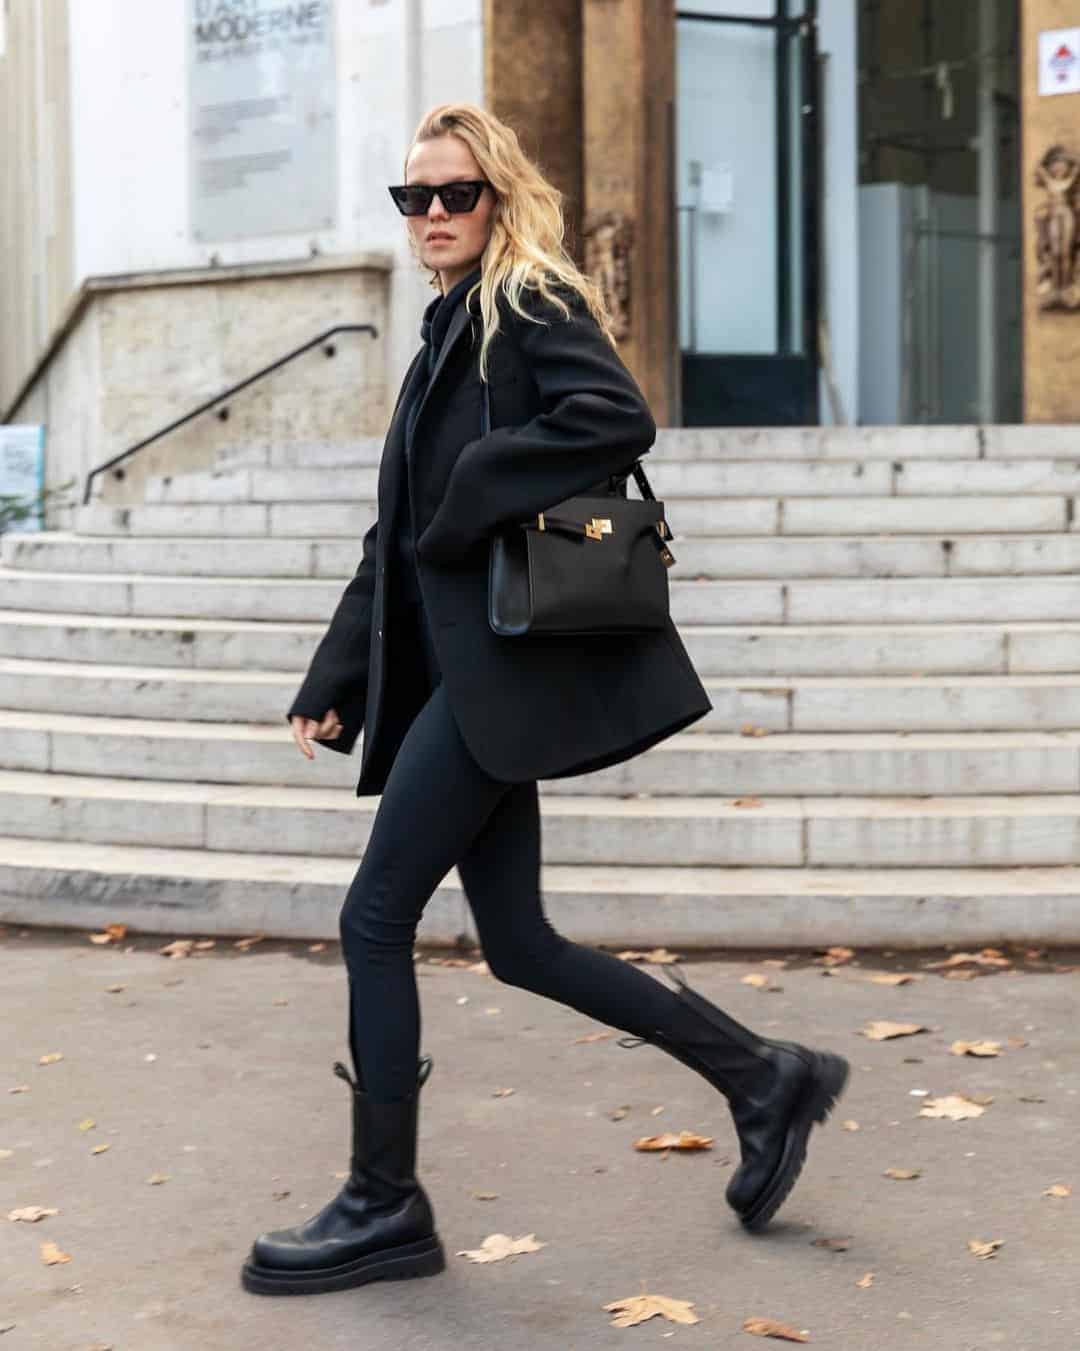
xmin=104 ymin=984 xmax=126 ymax=994
xmin=840 ymin=1120 xmax=860 ymax=1132
xmin=868 ymin=973 xmax=921 ymax=986
xmin=39 ymin=1240 xmax=71 ymax=1265
xmin=861 ymin=1021 xmax=927 ymax=1041
xmin=919 ymin=1095 xmax=986 ymax=1121
xmin=740 ymin=724 xmax=771 ymax=737
xmin=455 ymin=1232 xmax=545 ymax=1263
xmin=89 ymin=922 xmax=128 ymax=945
xmin=1043 ymin=1184 xmax=1072 ymax=1198
xmin=307 ymin=942 xmax=326 ymax=953
xmin=491 ymin=1087 xmax=514 ymax=1098
xmin=1007 ymin=1036 xmax=1029 ymax=1049
xmin=943 ymin=969 xmax=978 ymax=981
xmin=925 ymin=950 xmax=1011 ymax=971
xmin=158 ymin=940 xmax=193 ymax=959
xmin=950 ymin=1040 xmax=1002 ymax=1058
xmin=234 ymin=935 xmax=265 ymax=950
xmin=472 ymin=1191 xmax=498 ymax=1201
xmin=811 ymin=1236 xmax=851 ymax=1251
xmin=573 ymin=1031 xmax=612 ymax=1044
xmin=8 ymin=1206 xmax=59 ymax=1223
xmin=146 ymin=1173 xmax=170 ymax=1185
xmin=38 ymin=1053 xmax=63 ymax=1066
xmin=743 ymin=1316 xmax=810 ymax=1341
xmin=883 ymin=1168 xmax=921 ymax=1181
xmin=615 ymin=948 xmax=680 ymax=964
xmin=633 ymin=1130 xmax=714 ymax=1152
xmin=742 ymin=974 xmax=770 ymax=988
xmin=8 ymin=1086 xmax=29 ymax=1094
xmin=967 ymin=1237 xmax=1004 ymax=1259
xmin=77 ymin=1118 xmax=95 ymax=1132
xmin=819 ymin=946 xmax=856 ymax=967
xmin=856 ymin=1273 xmax=875 ymax=1288
xmin=0 ymin=1150 xmax=12 ymax=1161
xmin=733 ymin=796 xmax=765 ymax=808
xmin=90 ymin=1145 xmax=110 ymax=1156
xmin=603 ymin=1293 xmax=700 ymax=1328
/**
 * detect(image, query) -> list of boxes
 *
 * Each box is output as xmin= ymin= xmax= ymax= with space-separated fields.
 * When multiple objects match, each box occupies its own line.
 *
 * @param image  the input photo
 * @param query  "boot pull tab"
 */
xmin=417 ymin=1054 xmax=434 ymax=1088
xmin=332 ymin=1060 xmax=357 ymax=1090
xmin=616 ymin=1035 xmax=647 ymax=1049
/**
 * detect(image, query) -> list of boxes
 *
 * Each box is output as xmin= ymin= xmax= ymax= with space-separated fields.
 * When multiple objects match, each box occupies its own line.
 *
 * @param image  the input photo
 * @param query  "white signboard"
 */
xmin=0 ymin=426 xmax=45 ymax=533
xmin=188 ymin=0 xmax=337 ymax=242
xmin=1039 ymin=27 xmax=1080 ymax=96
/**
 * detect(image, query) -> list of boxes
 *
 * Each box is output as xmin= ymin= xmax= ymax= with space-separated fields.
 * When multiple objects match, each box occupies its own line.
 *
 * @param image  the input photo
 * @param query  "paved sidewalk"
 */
xmin=3 ymin=925 xmax=1079 ymax=1350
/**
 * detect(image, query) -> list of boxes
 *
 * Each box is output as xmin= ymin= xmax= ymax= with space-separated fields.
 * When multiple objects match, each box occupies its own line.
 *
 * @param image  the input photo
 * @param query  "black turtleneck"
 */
xmin=395 ymin=267 xmax=482 ymax=602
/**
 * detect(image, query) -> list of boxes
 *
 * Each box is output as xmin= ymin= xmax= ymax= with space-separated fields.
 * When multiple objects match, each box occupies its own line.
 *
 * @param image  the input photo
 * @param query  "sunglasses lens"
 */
xmin=438 ymin=183 xmax=479 ymax=212
xmin=390 ymin=185 xmax=431 ymax=215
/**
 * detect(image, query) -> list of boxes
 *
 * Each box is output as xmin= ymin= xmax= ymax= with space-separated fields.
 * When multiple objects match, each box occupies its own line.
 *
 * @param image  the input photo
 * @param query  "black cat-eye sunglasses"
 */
xmin=387 ymin=179 xmax=491 ymax=216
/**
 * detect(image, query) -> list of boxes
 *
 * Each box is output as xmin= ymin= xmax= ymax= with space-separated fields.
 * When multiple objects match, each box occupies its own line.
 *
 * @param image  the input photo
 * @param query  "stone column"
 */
xmin=1022 ymin=0 xmax=1080 ymax=420
xmin=483 ymin=0 xmax=585 ymax=263
xmin=581 ymin=0 xmax=677 ymax=423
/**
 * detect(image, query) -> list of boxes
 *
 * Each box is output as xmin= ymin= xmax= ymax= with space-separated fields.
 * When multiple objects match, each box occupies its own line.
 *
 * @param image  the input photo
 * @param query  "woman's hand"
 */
xmin=290 ymin=709 xmax=343 ymax=760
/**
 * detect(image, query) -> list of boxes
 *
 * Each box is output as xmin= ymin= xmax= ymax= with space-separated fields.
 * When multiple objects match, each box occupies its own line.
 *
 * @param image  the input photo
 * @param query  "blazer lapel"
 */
xmin=410 ymin=299 xmax=475 ymax=436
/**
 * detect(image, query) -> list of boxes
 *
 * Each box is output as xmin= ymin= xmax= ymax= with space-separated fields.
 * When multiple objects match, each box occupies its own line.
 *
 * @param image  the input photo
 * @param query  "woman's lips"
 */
xmin=427 ymin=235 xmax=455 ymax=244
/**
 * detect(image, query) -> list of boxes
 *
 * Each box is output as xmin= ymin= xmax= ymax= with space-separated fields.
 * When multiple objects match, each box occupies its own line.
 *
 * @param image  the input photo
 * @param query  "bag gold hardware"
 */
xmin=537 ymin=512 xmax=545 ymax=531
xmin=585 ymin=516 xmax=612 ymax=541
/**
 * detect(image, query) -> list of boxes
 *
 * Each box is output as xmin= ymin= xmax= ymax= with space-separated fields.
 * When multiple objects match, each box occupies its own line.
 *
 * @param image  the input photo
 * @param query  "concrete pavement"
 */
xmin=3 ymin=925 xmax=1079 ymax=1349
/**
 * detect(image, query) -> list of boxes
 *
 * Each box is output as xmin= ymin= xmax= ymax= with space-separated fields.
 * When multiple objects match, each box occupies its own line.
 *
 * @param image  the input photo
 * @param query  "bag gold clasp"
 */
xmin=585 ymin=516 xmax=612 ymax=541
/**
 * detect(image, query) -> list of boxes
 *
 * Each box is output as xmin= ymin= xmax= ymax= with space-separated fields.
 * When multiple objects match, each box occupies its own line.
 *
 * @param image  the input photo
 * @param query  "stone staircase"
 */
xmin=2 ymin=425 xmax=1080 ymax=948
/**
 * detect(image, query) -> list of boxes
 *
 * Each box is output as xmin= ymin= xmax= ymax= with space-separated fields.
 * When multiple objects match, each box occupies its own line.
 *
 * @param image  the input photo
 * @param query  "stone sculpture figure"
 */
xmin=583 ymin=209 xmax=634 ymax=340
xmin=1034 ymin=144 xmax=1080 ymax=311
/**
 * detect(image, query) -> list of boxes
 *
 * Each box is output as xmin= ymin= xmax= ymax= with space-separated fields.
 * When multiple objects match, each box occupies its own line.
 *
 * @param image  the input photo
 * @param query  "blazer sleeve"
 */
xmin=284 ymin=514 xmax=378 ymax=756
xmin=415 ymin=288 xmax=656 ymax=565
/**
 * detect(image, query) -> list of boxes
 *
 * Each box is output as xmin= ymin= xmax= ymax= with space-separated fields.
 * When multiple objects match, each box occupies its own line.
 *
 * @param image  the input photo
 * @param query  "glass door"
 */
xmin=676 ymin=1 xmax=820 ymax=425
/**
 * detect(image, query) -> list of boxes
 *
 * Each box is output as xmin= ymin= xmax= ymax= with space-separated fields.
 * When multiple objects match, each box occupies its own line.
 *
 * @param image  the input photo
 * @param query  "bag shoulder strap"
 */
xmin=477 ymin=318 xmax=673 ymax=541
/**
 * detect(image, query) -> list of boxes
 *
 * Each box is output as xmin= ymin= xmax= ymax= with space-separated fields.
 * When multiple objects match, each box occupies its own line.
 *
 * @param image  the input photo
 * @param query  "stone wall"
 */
xmin=7 ymin=256 xmax=391 ymax=521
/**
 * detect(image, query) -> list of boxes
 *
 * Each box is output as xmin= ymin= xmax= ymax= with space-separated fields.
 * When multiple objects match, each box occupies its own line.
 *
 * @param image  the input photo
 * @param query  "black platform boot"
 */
xmin=617 ymin=965 xmax=850 ymax=1232
xmin=240 ymin=1055 xmax=446 ymax=1295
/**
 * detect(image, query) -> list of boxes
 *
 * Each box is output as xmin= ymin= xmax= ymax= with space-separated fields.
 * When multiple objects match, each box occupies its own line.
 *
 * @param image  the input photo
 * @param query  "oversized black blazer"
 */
xmin=286 ymin=283 xmax=713 ymax=795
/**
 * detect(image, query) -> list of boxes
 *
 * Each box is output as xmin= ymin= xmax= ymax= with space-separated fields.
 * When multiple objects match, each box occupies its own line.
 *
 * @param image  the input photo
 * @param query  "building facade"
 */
xmin=0 ymin=1 xmax=1076 ymax=515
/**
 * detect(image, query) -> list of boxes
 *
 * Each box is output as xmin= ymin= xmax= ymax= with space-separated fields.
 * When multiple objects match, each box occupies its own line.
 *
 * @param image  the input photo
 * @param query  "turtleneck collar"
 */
xmin=420 ymin=267 xmax=482 ymax=360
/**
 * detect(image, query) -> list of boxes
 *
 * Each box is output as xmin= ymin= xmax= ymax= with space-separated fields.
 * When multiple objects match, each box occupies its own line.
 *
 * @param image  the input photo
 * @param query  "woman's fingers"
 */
xmin=317 ymin=708 xmax=343 ymax=740
xmin=290 ymin=710 xmax=343 ymax=760
xmin=290 ymin=716 xmax=319 ymax=759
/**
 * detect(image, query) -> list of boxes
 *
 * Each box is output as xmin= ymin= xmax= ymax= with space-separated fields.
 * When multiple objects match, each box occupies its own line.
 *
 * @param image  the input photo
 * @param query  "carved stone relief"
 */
xmin=1035 ymin=144 xmax=1080 ymax=311
xmin=583 ymin=209 xmax=634 ymax=340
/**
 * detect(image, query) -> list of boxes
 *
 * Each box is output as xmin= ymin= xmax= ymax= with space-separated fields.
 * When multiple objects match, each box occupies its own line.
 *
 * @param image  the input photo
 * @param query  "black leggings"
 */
xmin=338 ymin=596 xmax=689 ymax=1102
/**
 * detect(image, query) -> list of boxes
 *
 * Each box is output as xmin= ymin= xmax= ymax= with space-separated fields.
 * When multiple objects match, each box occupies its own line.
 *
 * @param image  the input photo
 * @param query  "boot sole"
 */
xmin=739 ymin=1051 xmax=850 ymax=1234
xmin=240 ymin=1233 xmax=446 ymax=1295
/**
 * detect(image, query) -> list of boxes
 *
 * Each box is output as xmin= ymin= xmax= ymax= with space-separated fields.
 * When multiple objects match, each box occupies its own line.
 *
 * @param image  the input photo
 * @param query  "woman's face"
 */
xmin=404 ymin=134 xmax=496 ymax=292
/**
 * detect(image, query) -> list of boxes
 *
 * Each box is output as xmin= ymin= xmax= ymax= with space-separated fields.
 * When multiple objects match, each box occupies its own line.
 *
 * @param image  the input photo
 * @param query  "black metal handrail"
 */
xmin=82 ymin=323 xmax=378 ymax=505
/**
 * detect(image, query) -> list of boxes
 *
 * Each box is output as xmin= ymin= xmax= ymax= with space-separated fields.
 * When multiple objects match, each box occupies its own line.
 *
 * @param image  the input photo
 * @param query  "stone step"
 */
xmin=212 ymin=425 xmax=1080 ymax=466
xmin=3 ymin=611 xmax=1080 ymax=676
xmin=6 ymin=658 xmax=1080 ymax=732
xmin=1 ymin=707 xmax=1077 ymax=795
xmin=140 ymin=457 xmax=1080 ymax=505
xmin=12 ymin=530 xmax=1080 ymax=581
xmin=72 ymin=493 xmax=1070 ymax=539
xmin=2 ymin=833 xmax=1079 ymax=946
xmin=3 ymin=568 xmax=1080 ymax=625
xmin=3 ymin=769 xmax=1079 ymax=867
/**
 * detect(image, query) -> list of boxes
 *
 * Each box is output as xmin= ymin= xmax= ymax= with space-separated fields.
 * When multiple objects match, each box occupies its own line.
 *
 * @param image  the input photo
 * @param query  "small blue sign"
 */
xmin=0 ymin=425 xmax=46 ymax=532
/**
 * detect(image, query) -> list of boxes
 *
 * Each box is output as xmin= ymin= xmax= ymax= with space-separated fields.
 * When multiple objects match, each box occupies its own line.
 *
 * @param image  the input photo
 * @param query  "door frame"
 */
xmin=676 ymin=2 xmax=822 ymax=424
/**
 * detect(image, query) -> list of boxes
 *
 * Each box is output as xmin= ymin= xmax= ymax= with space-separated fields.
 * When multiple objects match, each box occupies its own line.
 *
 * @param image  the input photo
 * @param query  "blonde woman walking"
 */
xmin=241 ymin=103 xmax=850 ymax=1297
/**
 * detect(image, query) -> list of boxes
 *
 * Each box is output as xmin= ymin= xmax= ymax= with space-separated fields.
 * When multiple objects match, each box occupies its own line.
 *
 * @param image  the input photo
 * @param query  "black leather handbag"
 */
xmin=483 ymin=380 xmax=677 ymax=637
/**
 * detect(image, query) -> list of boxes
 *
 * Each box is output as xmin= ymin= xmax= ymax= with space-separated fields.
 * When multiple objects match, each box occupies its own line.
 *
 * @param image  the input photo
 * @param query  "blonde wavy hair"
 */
xmin=405 ymin=102 xmax=616 ymax=381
